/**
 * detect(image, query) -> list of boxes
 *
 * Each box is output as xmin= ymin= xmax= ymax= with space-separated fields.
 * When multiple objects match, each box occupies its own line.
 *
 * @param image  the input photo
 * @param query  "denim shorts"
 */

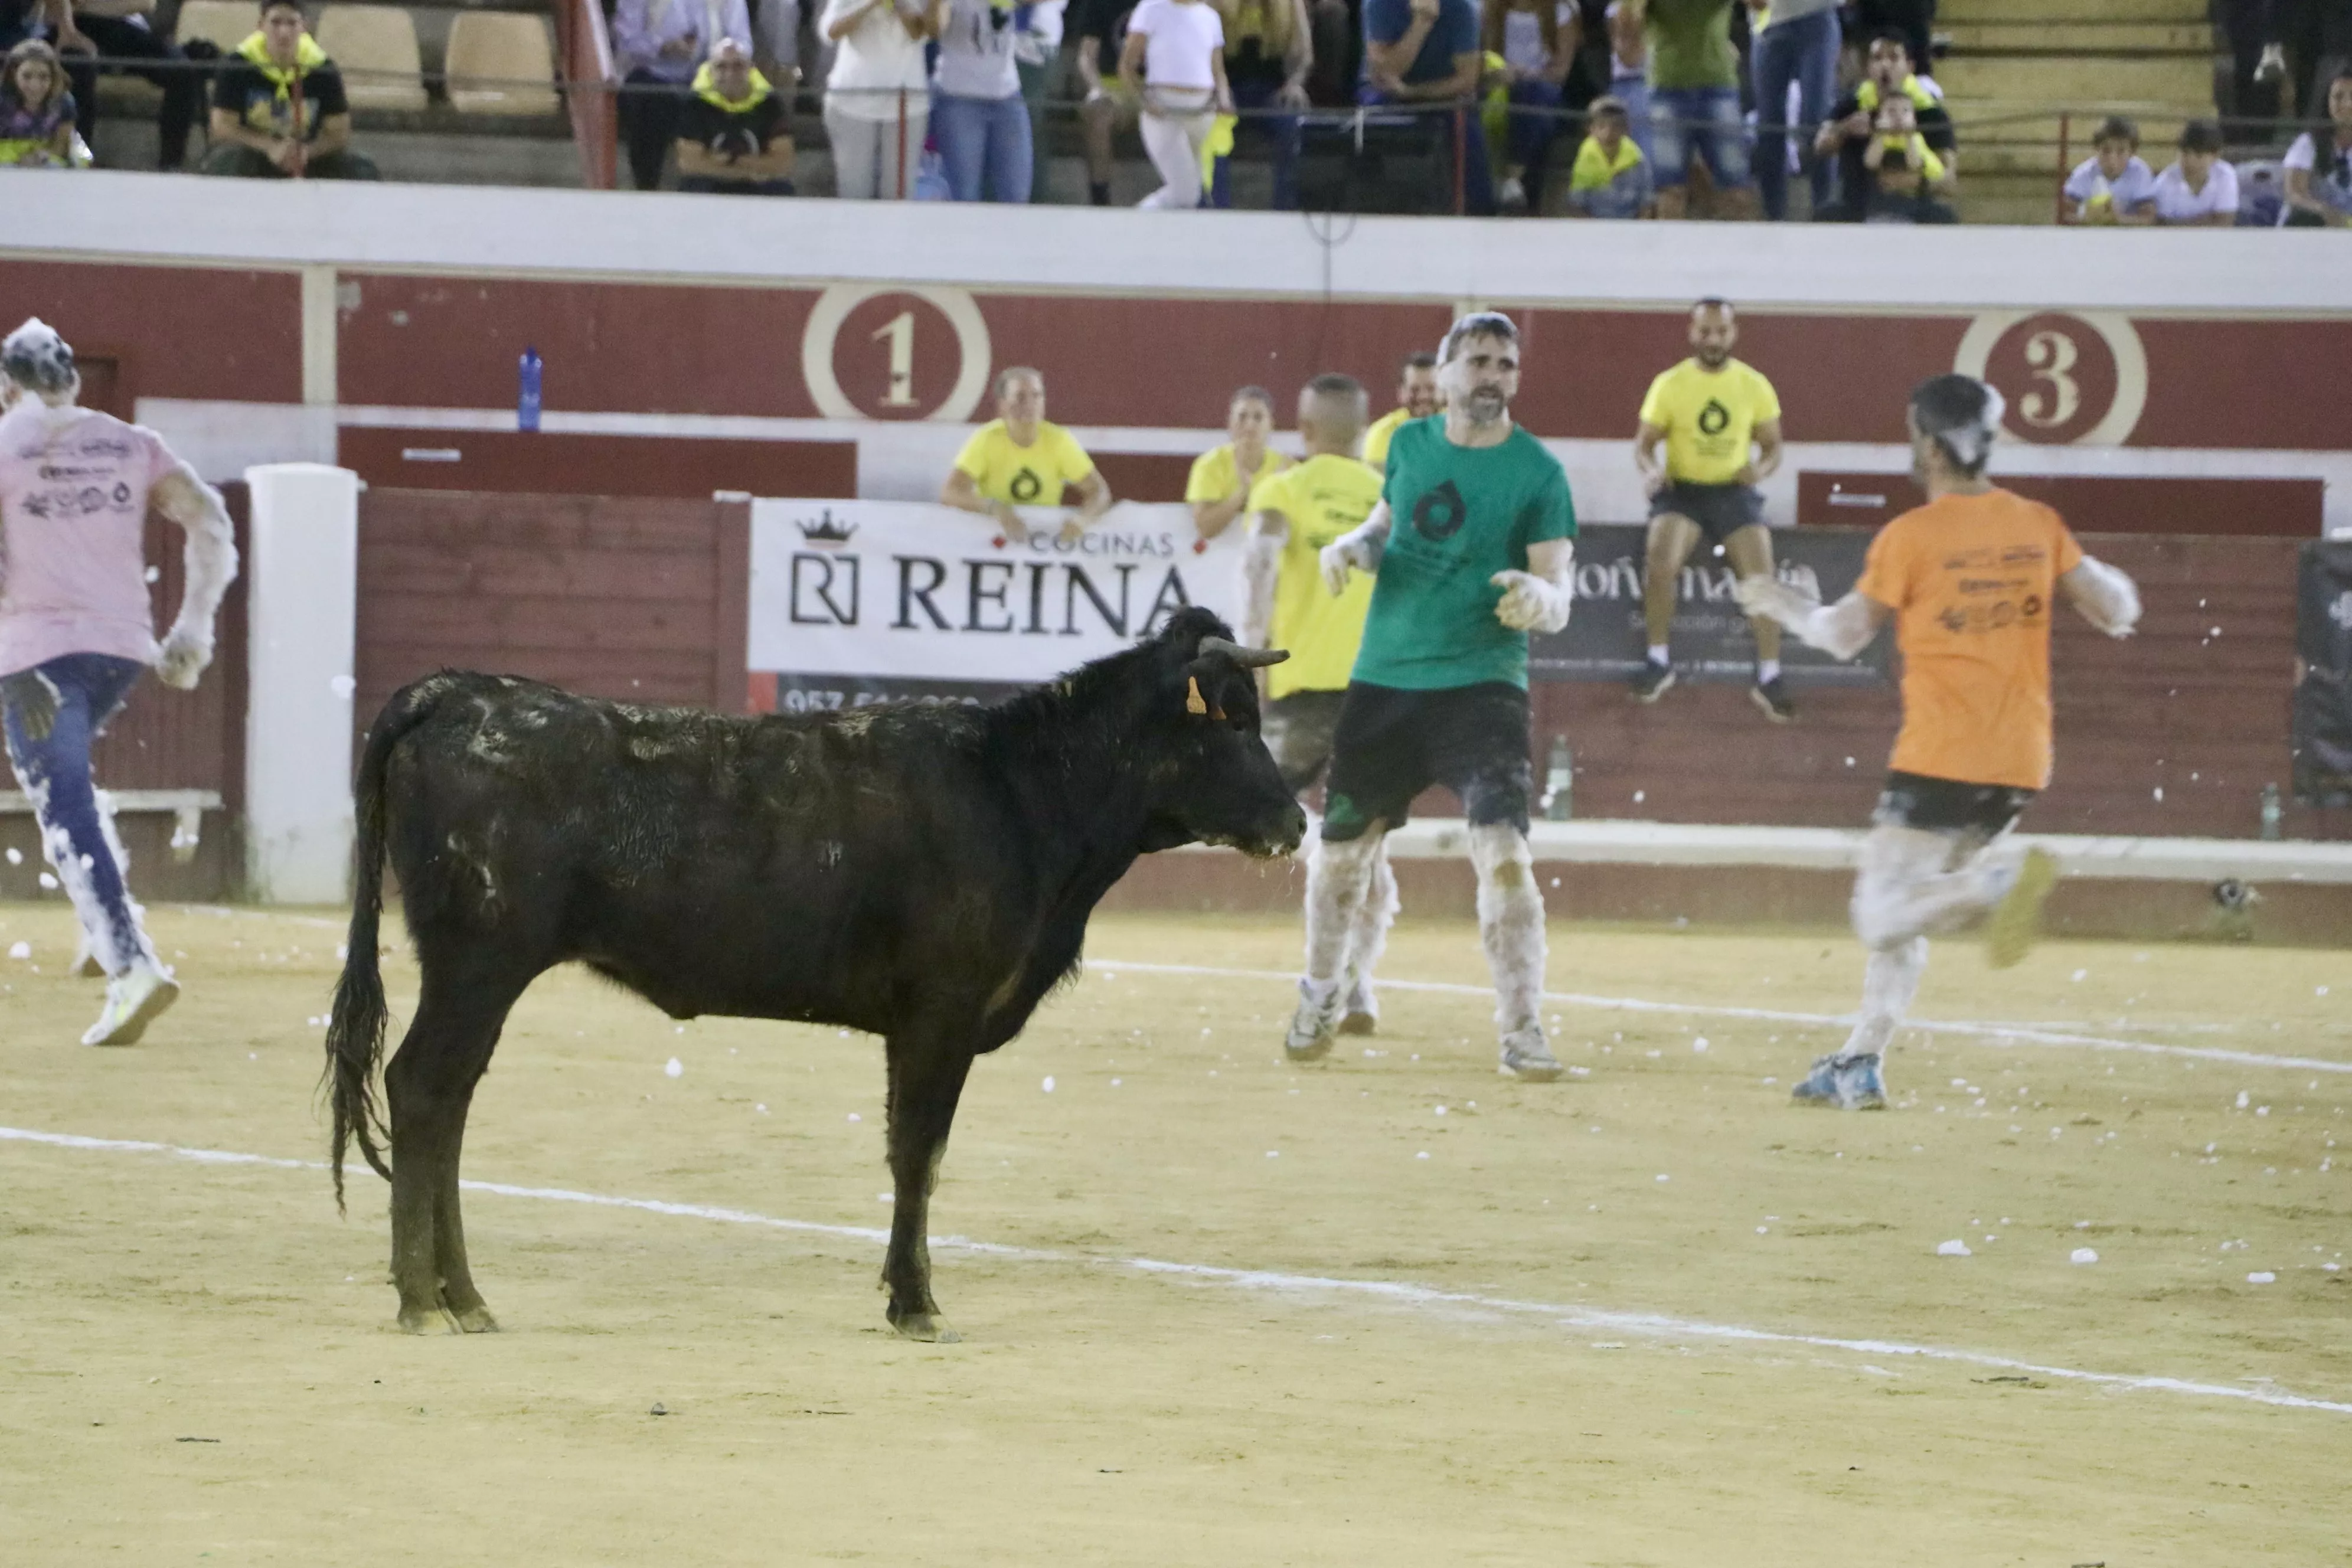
xmin=1648 ymin=84 xmax=1752 ymax=190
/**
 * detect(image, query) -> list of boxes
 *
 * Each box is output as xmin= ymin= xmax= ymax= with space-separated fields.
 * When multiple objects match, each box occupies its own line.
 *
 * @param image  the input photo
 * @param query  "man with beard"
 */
xmin=1287 ymin=312 xmax=1578 ymax=1080
xmin=1361 ymin=349 xmax=1442 ymax=473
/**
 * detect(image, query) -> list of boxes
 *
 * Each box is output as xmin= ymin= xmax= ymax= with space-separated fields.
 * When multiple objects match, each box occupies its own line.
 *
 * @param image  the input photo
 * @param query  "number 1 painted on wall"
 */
xmin=871 ymin=311 xmax=916 ymax=408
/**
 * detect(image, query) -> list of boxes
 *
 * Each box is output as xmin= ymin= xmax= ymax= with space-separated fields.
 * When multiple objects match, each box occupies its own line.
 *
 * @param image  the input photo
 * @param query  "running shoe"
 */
xmin=1985 ymin=846 xmax=2058 ymax=970
xmin=1750 ymin=676 xmax=1796 ymax=724
xmin=83 ymin=961 xmax=179 ymax=1047
xmin=1338 ymin=974 xmax=1379 ymax=1036
xmin=1498 ymin=1027 xmax=1564 ymax=1082
xmin=1285 ymin=979 xmax=1341 ymax=1062
xmin=1630 ymin=659 xmax=1676 ymax=704
xmin=1790 ymin=1052 xmax=1886 ymax=1110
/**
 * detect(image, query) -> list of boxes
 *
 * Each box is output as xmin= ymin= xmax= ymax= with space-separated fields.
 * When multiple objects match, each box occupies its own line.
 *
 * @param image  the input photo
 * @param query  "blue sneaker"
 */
xmin=1791 ymin=1053 xmax=1887 ymax=1110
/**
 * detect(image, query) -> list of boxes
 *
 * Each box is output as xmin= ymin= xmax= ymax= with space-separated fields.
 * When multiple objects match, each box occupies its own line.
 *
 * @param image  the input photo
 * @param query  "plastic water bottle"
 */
xmin=1541 ymin=735 xmax=1573 ymax=821
xmin=2260 ymin=783 xmax=2282 ymax=841
xmin=517 ymin=346 xmax=542 ymax=433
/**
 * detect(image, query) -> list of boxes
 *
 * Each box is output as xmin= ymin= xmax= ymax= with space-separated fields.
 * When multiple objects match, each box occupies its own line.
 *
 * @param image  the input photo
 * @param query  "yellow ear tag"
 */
xmin=1185 ymin=676 xmax=1209 ymax=716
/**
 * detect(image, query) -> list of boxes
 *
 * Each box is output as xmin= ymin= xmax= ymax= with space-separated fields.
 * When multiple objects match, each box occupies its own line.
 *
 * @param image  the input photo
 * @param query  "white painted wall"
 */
xmin=242 ymin=463 xmax=360 ymax=905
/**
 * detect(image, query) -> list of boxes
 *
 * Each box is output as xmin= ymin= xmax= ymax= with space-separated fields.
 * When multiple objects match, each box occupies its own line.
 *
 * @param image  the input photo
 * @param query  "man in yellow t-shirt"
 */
xmin=1240 ymin=372 xmax=1391 ymax=1034
xmin=1187 ymin=386 xmax=1289 ymax=542
xmin=941 ymin=367 xmax=1114 ymax=545
xmin=1736 ymin=373 xmax=2144 ymax=1112
xmin=1631 ymin=298 xmax=1790 ymax=720
xmin=1360 ymin=350 xmax=1440 ymax=473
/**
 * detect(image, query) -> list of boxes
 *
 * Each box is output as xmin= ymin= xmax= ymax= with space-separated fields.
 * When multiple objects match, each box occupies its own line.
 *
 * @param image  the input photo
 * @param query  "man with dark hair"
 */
xmin=1813 ymin=27 xmax=1952 ymax=220
xmin=201 ymin=0 xmax=378 ymax=179
xmin=1360 ymin=0 xmax=1494 ymax=215
xmin=1289 ymin=312 xmax=1577 ymax=1080
xmin=1736 ymin=373 xmax=2142 ymax=1111
xmin=1362 ymin=349 xmax=1441 ymax=472
xmin=1631 ymin=298 xmax=1791 ymax=720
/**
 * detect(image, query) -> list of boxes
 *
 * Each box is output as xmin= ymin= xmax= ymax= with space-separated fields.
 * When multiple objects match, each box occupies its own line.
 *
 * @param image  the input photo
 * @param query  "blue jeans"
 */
xmin=1611 ymin=74 xmax=1654 ymax=164
xmin=1212 ymin=77 xmax=1303 ymax=210
xmin=933 ymin=90 xmax=1034 ymax=203
xmin=1357 ymin=87 xmax=1495 ymax=215
xmin=1505 ymin=79 xmax=1564 ymax=179
xmin=1750 ymin=9 xmax=1840 ymax=218
xmin=1649 ymin=84 xmax=1750 ymax=189
xmin=0 ymin=653 xmax=151 ymax=975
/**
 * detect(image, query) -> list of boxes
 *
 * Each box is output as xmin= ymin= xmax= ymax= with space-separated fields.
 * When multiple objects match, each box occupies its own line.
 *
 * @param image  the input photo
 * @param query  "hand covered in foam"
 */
xmin=155 ymin=626 xmax=213 ymax=691
xmin=1489 ymin=570 xmax=1572 ymax=633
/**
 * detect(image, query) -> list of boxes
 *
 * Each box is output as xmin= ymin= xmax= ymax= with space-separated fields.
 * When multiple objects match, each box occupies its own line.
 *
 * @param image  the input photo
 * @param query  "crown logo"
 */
xmin=797 ymin=509 xmax=857 ymax=545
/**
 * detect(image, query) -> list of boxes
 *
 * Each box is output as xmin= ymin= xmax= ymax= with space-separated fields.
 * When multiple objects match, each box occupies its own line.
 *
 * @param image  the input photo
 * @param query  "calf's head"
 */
xmin=1136 ymin=615 xmax=1308 ymax=858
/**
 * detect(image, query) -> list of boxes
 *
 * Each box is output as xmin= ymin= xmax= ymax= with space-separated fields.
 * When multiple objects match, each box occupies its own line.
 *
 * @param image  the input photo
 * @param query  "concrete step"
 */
xmin=1934 ymin=52 xmax=2214 ymax=109
xmin=1942 ymin=0 xmax=2204 ymax=22
xmin=1942 ymin=20 xmax=2214 ymax=53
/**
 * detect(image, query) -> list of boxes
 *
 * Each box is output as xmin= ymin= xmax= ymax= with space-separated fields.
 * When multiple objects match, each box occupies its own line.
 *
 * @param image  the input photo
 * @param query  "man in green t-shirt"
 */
xmin=1634 ymin=0 xmax=1756 ymax=220
xmin=1288 ymin=311 xmax=1579 ymax=1082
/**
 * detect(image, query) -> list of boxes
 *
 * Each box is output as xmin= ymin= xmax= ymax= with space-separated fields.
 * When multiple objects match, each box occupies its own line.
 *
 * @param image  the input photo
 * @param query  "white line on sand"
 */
xmin=4 ymin=1123 xmax=2345 ymax=1417
xmin=1087 ymin=961 xmax=2352 ymax=1076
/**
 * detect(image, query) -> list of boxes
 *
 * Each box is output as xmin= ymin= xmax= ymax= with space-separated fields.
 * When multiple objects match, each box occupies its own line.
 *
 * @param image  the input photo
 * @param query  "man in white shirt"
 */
xmin=2151 ymin=119 xmax=2240 ymax=226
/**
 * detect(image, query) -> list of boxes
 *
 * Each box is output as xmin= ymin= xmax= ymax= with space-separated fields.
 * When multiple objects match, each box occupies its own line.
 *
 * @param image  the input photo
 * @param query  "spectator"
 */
xmin=1745 ymin=0 xmax=1836 ymax=219
xmin=2151 ymin=118 xmax=2239 ymax=226
xmin=1842 ymin=0 xmax=1930 ymax=81
xmin=1012 ymin=0 xmax=1066 ymax=201
xmin=0 ymin=37 xmax=75 ymax=165
xmin=613 ymin=0 xmax=753 ymax=191
xmin=821 ymin=0 xmax=938 ymax=198
xmin=674 ymin=38 xmax=794 ymax=192
xmin=1304 ymin=0 xmax=1351 ymax=104
xmin=201 ymin=0 xmax=378 ymax=180
xmin=936 ymin=0 xmax=1033 ymax=201
xmin=1074 ymin=0 xmax=1139 ymax=204
xmin=2062 ymin=115 xmax=2156 ymax=225
xmin=2274 ymin=0 xmax=2352 ymax=139
xmin=1121 ymin=0 xmax=1231 ymax=207
xmin=1600 ymin=0 xmax=1649 ymax=158
xmin=1209 ymin=0 xmax=1309 ymax=210
xmin=1564 ymin=91 xmax=1652 ymax=214
xmin=1361 ymin=349 xmax=1439 ymax=471
xmin=2284 ymin=67 xmax=2352 ymax=225
xmin=1814 ymin=29 xmax=1949 ymax=220
xmin=54 ymin=0 xmax=200 ymax=171
xmin=940 ymin=367 xmax=1114 ymax=544
xmin=1361 ymin=0 xmax=1493 ymax=215
xmin=1638 ymin=0 xmax=1758 ymax=219
xmin=2217 ymin=0 xmax=2285 ymax=143
xmin=1188 ymin=386 xmax=1289 ymax=540
xmin=1484 ymin=0 xmax=1577 ymax=211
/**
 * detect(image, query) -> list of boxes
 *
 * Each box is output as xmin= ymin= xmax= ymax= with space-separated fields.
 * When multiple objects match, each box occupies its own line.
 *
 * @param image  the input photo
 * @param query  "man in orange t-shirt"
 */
xmin=1736 ymin=374 xmax=2144 ymax=1110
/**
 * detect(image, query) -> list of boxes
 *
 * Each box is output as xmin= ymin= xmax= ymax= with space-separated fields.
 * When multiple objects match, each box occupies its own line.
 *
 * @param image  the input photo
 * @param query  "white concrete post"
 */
xmin=243 ymin=463 xmax=360 ymax=905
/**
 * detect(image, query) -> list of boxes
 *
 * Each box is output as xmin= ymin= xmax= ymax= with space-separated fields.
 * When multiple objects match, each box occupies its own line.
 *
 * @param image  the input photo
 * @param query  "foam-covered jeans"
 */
xmin=0 ymin=653 xmax=155 ymax=976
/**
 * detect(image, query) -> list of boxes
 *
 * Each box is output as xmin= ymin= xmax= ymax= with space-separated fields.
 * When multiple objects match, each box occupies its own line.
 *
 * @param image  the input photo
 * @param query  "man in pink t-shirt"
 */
xmin=0 ymin=319 xmax=237 ymax=1046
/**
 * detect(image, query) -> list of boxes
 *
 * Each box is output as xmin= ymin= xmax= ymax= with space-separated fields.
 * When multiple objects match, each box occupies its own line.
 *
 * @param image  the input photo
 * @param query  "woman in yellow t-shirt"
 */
xmin=940 ymin=365 xmax=1115 ymax=544
xmin=1186 ymin=386 xmax=1289 ymax=540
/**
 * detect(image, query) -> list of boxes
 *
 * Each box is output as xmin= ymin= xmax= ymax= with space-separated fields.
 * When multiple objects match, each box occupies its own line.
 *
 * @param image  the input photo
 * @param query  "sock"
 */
xmin=1090 ymin=181 xmax=1111 ymax=206
xmin=1647 ymin=644 xmax=1670 ymax=665
xmin=1757 ymin=659 xmax=1781 ymax=683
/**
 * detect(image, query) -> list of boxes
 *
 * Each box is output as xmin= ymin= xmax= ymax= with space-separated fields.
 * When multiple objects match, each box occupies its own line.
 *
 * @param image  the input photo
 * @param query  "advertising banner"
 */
xmin=747 ymin=502 xmax=1887 ymax=710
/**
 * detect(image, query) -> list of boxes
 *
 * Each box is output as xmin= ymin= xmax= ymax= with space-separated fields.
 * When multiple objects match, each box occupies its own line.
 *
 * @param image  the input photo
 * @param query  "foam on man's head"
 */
xmin=1437 ymin=311 xmax=1518 ymax=366
xmin=1908 ymin=373 xmax=2005 ymax=476
xmin=1 ymin=318 xmax=77 ymax=400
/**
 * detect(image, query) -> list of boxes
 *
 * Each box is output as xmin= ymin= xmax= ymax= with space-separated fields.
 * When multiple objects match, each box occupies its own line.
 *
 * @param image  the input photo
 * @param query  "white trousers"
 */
xmin=1138 ymin=101 xmax=1213 ymax=208
xmin=1840 ymin=824 xmax=2023 ymax=1060
xmin=825 ymin=104 xmax=926 ymax=200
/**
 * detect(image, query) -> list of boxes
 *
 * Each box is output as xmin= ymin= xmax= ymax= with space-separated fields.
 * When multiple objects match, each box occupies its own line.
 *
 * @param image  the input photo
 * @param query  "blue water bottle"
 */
xmin=517 ymin=346 xmax=543 ymax=433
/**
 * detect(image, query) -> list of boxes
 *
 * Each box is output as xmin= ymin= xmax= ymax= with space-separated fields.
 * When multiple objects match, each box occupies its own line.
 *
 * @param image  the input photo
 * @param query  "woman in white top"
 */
xmin=2151 ymin=119 xmax=2239 ymax=228
xmin=821 ymin=0 xmax=942 ymax=198
xmin=1119 ymin=0 xmax=1233 ymax=208
xmin=935 ymin=0 xmax=1034 ymax=201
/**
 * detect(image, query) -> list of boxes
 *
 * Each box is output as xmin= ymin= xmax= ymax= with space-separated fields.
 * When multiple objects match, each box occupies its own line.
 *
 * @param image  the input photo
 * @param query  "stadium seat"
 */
xmin=443 ymin=12 xmax=561 ymax=117
xmin=315 ymin=6 xmax=430 ymax=113
xmin=173 ymin=0 xmax=265 ymax=53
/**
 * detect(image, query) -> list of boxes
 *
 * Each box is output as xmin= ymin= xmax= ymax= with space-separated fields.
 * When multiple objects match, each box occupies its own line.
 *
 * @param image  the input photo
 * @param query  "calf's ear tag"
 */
xmin=1185 ymin=675 xmax=1209 ymax=716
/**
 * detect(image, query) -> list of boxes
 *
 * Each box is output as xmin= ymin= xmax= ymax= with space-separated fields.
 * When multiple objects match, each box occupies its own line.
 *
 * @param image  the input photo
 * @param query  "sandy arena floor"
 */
xmin=1 ymin=900 xmax=2346 ymax=1565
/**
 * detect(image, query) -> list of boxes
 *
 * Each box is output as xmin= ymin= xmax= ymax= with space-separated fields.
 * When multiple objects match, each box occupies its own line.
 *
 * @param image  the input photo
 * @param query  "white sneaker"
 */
xmin=1337 ymin=974 xmax=1378 ymax=1036
xmin=83 ymin=962 xmax=180 ymax=1047
xmin=1498 ymin=1027 xmax=1563 ymax=1082
xmin=1499 ymin=174 xmax=1527 ymax=210
xmin=1285 ymin=979 xmax=1341 ymax=1063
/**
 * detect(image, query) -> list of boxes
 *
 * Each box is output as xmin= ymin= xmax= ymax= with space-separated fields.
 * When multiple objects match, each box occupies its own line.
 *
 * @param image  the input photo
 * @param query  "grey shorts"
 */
xmin=1651 ymin=482 xmax=1765 ymax=545
xmin=1262 ymin=689 xmax=1347 ymax=793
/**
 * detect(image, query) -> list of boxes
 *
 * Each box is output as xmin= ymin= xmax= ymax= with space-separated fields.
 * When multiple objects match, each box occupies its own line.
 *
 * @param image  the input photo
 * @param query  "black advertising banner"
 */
xmin=2291 ymin=540 xmax=2352 ymax=804
xmin=1529 ymin=524 xmax=1889 ymax=686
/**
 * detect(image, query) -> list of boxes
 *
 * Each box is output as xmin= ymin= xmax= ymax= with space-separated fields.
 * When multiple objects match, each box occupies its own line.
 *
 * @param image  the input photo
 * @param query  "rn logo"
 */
xmin=791 ymin=553 xmax=860 ymax=626
xmin=1007 ymin=468 xmax=1045 ymax=504
xmin=1411 ymin=479 xmax=1468 ymax=542
xmin=1697 ymin=399 xmax=1732 ymax=437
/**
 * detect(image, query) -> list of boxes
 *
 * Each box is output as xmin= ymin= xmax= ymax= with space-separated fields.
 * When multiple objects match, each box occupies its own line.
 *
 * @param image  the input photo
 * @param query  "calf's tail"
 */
xmin=324 ymin=679 xmax=446 ymax=1212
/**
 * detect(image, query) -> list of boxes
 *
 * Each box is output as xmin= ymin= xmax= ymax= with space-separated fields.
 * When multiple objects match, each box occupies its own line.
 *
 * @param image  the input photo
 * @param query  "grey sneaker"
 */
xmin=1337 ymin=974 xmax=1378 ymax=1036
xmin=1498 ymin=1028 xmax=1563 ymax=1082
xmin=1791 ymin=1052 xmax=1887 ymax=1110
xmin=1285 ymin=980 xmax=1341 ymax=1062
xmin=1630 ymin=659 xmax=1676 ymax=704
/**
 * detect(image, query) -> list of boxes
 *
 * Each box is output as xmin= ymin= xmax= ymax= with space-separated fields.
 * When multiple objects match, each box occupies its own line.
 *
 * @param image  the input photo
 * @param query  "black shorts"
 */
xmin=1262 ymin=689 xmax=1347 ymax=793
xmin=1650 ymin=481 xmax=1764 ymax=544
xmin=1321 ymin=681 xmax=1532 ymax=841
xmin=1873 ymin=770 xmax=2037 ymax=837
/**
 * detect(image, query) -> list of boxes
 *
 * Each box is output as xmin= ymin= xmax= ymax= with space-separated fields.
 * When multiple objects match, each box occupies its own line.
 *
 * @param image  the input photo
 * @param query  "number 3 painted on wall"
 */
xmin=801 ymin=285 xmax=993 ymax=422
xmin=1953 ymin=310 xmax=2147 ymax=446
xmin=2018 ymin=329 xmax=2080 ymax=429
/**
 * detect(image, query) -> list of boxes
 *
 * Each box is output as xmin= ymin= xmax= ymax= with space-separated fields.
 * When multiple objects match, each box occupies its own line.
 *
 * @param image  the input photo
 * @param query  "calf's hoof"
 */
xmin=396 ymin=1302 xmax=458 ymax=1335
xmin=891 ymin=1312 xmax=961 ymax=1344
xmin=451 ymin=1304 xmax=501 ymax=1334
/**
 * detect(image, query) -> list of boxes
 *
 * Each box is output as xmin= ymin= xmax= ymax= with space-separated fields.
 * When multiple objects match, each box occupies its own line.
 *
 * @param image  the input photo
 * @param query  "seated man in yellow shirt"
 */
xmin=1360 ymin=350 xmax=1440 ymax=473
xmin=940 ymin=367 xmax=1114 ymax=544
xmin=1240 ymin=372 xmax=1391 ymax=1035
xmin=1631 ymin=296 xmax=1791 ymax=721
xmin=1187 ymin=386 xmax=1289 ymax=542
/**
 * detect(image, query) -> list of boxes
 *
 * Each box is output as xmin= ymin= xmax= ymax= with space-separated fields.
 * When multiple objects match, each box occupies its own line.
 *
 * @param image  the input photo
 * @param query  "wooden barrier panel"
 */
xmin=338 ymin=428 xmax=857 ymax=499
xmin=354 ymin=490 xmax=753 ymax=753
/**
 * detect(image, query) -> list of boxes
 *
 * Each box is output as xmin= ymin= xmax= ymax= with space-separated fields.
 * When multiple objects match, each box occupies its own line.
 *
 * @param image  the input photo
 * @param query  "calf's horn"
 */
xmin=1196 ymin=636 xmax=1290 ymax=668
